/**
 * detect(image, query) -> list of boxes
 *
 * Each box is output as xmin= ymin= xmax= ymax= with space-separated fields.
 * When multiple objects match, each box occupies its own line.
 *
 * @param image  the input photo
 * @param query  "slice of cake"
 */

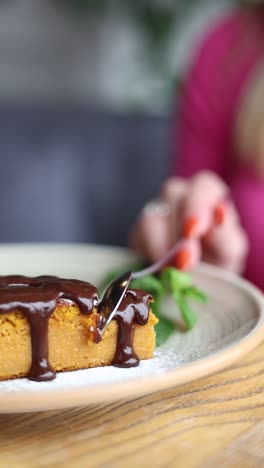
xmin=0 ymin=275 xmax=158 ymax=381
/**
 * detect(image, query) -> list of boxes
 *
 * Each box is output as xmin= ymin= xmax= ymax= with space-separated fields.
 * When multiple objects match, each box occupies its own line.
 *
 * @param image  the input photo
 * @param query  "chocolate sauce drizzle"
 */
xmin=0 ymin=275 xmax=152 ymax=381
xmin=112 ymin=289 xmax=151 ymax=367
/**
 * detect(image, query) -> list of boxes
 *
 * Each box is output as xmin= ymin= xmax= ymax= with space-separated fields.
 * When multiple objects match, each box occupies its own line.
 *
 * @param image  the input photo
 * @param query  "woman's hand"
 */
xmin=130 ymin=171 xmax=249 ymax=274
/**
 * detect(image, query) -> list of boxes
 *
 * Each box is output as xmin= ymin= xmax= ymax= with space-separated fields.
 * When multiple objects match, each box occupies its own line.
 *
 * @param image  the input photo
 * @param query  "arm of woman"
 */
xmin=131 ymin=14 xmax=249 ymax=273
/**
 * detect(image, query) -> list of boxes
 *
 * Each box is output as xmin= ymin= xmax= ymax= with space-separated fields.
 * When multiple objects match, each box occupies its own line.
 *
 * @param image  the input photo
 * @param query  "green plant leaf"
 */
xmin=160 ymin=267 xmax=192 ymax=292
xmin=183 ymin=286 xmax=208 ymax=303
xmin=177 ymin=296 xmax=197 ymax=330
xmin=155 ymin=317 xmax=175 ymax=347
xmin=131 ymin=275 xmax=165 ymax=298
xmin=151 ymin=299 xmax=175 ymax=347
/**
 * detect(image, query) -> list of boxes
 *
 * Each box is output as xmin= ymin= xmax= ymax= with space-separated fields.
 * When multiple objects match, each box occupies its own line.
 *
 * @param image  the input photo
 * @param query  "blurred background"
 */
xmin=0 ymin=0 xmax=237 ymax=245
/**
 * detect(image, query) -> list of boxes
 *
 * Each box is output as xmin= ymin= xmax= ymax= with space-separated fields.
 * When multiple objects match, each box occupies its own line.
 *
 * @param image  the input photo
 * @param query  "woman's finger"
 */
xmin=172 ymin=239 xmax=202 ymax=271
xmin=182 ymin=171 xmax=229 ymax=238
xmin=129 ymin=201 xmax=171 ymax=262
xmin=161 ymin=177 xmax=188 ymax=247
xmin=202 ymin=202 xmax=249 ymax=273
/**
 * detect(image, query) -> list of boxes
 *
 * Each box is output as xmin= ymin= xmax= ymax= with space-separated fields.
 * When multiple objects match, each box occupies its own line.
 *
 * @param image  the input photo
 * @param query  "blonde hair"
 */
xmin=234 ymin=61 xmax=264 ymax=173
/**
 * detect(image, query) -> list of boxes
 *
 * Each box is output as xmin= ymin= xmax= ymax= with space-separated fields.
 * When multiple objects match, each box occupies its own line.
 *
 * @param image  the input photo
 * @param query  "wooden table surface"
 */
xmin=1 ymin=341 xmax=264 ymax=468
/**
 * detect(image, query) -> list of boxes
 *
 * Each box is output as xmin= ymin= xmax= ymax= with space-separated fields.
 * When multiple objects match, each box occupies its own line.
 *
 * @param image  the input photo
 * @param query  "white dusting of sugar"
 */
xmin=0 ymin=351 xmax=166 ymax=394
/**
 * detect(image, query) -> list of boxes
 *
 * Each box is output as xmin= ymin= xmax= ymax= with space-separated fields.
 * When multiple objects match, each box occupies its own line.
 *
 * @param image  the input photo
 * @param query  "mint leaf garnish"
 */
xmin=160 ymin=267 xmax=192 ymax=290
xmin=155 ymin=315 xmax=176 ymax=347
xmin=101 ymin=265 xmax=207 ymax=345
xmin=150 ymin=299 xmax=175 ymax=347
xmin=183 ymin=286 xmax=208 ymax=303
xmin=176 ymin=296 xmax=197 ymax=330
xmin=131 ymin=275 xmax=165 ymax=297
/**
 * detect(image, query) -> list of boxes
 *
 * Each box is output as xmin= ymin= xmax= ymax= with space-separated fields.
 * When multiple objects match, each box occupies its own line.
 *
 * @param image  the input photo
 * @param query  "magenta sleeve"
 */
xmin=170 ymin=9 xmax=264 ymax=288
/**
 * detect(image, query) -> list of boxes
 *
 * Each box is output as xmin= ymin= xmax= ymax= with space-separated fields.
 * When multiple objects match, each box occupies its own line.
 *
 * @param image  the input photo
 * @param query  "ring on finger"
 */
xmin=141 ymin=198 xmax=171 ymax=217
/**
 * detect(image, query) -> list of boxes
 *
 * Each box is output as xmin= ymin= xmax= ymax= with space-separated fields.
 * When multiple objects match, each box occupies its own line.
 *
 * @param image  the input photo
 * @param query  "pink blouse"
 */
xmin=173 ymin=8 xmax=264 ymax=289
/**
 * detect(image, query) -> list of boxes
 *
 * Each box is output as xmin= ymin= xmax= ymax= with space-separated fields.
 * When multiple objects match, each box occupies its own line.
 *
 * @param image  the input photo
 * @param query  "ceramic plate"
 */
xmin=0 ymin=243 xmax=263 ymax=413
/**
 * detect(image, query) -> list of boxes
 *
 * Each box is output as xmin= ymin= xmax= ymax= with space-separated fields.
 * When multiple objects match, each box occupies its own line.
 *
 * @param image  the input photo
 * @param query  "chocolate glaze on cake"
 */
xmin=112 ymin=289 xmax=152 ymax=367
xmin=0 ymin=275 xmax=152 ymax=381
